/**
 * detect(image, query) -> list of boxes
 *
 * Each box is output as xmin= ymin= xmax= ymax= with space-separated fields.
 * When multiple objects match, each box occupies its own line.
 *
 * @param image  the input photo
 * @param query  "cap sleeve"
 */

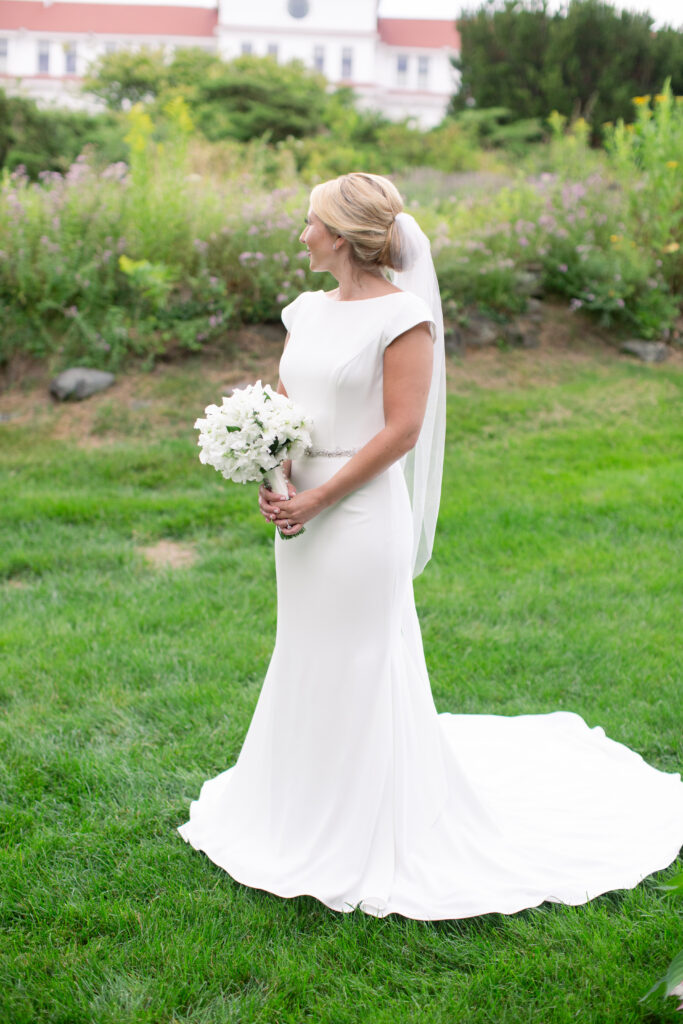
xmin=382 ymin=293 xmax=437 ymax=350
xmin=281 ymin=292 xmax=307 ymax=333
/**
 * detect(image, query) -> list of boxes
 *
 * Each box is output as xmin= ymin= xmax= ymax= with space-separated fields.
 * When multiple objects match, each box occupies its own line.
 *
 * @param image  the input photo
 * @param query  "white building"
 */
xmin=0 ymin=0 xmax=460 ymax=126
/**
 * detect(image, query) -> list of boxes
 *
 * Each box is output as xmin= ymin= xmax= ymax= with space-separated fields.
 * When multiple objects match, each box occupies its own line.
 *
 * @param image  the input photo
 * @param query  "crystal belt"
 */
xmin=305 ymin=447 xmax=358 ymax=458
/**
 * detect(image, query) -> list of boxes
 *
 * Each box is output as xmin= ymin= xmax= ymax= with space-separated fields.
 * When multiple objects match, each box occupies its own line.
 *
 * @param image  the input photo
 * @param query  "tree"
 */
xmin=452 ymin=0 xmax=683 ymax=133
xmin=452 ymin=0 xmax=554 ymax=117
xmin=82 ymin=47 xmax=167 ymax=109
xmin=544 ymin=0 xmax=660 ymax=125
xmin=84 ymin=51 xmax=332 ymax=143
xmin=652 ymin=26 xmax=683 ymax=96
xmin=192 ymin=56 xmax=329 ymax=142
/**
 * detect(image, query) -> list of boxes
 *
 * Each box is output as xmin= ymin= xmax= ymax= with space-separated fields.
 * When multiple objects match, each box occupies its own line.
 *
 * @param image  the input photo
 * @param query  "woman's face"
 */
xmin=299 ymin=210 xmax=340 ymax=273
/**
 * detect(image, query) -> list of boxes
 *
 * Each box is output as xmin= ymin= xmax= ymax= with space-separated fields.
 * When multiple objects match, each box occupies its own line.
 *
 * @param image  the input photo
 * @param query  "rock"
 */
xmin=504 ymin=316 xmax=541 ymax=349
xmin=619 ymin=340 xmax=670 ymax=363
xmin=50 ymin=368 xmax=115 ymax=401
xmin=525 ymin=297 xmax=545 ymax=322
xmin=444 ymin=326 xmax=465 ymax=355
xmin=461 ymin=314 xmax=501 ymax=347
xmin=516 ymin=265 xmax=545 ymax=299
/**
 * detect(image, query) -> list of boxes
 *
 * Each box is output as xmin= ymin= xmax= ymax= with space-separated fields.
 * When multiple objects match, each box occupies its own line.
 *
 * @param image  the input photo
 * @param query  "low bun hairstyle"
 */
xmin=309 ymin=172 xmax=406 ymax=272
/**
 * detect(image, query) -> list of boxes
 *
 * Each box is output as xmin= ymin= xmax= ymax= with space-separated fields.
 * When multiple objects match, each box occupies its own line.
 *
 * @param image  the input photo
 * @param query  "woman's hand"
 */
xmin=258 ymin=479 xmax=325 ymax=536
xmin=258 ymin=459 xmax=293 ymax=521
xmin=258 ymin=478 xmax=296 ymax=520
xmin=271 ymin=487 xmax=326 ymax=534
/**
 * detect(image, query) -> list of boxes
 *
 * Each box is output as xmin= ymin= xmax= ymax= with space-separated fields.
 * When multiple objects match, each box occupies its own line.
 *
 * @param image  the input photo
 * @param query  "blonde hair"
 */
xmin=309 ymin=172 xmax=405 ymax=271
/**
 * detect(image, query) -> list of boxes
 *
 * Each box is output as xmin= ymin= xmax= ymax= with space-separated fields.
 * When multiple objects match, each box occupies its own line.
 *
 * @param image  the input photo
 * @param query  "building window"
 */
xmin=288 ymin=0 xmax=309 ymax=17
xmin=417 ymin=55 xmax=430 ymax=89
xmin=341 ymin=47 xmax=353 ymax=80
xmin=396 ymin=54 xmax=408 ymax=88
xmin=241 ymin=41 xmax=253 ymax=55
xmin=313 ymin=45 xmax=324 ymax=73
xmin=0 ymin=38 xmax=8 ymax=74
xmin=37 ymin=40 xmax=50 ymax=74
xmin=64 ymin=42 xmax=77 ymax=75
xmin=267 ymin=43 xmax=278 ymax=59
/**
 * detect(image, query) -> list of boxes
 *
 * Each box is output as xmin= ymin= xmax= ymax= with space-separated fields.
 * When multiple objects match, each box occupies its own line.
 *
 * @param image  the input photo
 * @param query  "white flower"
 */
xmin=194 ymin=381 xmax=313 ymax=486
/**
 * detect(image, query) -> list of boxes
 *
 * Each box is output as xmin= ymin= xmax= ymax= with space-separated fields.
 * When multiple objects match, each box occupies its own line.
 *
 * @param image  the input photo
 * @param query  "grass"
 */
xmin=1 ymin=344 xmax=682 ymax=1023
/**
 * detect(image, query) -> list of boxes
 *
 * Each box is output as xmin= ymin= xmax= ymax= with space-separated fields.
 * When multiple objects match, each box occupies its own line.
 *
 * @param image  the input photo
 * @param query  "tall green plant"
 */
xmin=641 ymin=869 xmax=683 ymax=1012
xmin=124 ymin=97 xmax=194 ymax=264
xmin=604 ymin=81 xmax=682 ymax=290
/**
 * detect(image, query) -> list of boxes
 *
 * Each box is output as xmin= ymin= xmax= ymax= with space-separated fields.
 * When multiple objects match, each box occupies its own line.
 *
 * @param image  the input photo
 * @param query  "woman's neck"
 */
xmin=331 ymin=266 xmax=397 ymax=302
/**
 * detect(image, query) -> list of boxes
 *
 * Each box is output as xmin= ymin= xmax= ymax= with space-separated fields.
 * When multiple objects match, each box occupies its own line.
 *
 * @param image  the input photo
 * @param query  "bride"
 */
xmin=178 ymin=172 xmax=683 ymax=920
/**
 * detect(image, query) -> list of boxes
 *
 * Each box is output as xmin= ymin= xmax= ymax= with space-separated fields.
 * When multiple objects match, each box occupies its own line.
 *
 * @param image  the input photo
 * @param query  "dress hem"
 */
xmin=177 ymin=824 xmax=683 ymax=922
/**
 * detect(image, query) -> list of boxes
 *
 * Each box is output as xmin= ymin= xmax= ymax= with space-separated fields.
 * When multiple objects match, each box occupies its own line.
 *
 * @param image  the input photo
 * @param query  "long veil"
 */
xmin=391 ymin=212 xmax=446 ymax=578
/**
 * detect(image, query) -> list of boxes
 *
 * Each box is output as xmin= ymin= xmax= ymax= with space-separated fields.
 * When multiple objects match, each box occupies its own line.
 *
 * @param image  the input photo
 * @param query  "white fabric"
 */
xmin=391 ymin=212 xmax=446 ymax=578
xmin=178 ymin=290 xmax=683 ymax=920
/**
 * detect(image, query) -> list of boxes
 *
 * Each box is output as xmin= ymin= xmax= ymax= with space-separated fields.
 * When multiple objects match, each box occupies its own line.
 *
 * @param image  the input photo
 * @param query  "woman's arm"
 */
xmin=267 ymin=323 xmax=433 ymax=532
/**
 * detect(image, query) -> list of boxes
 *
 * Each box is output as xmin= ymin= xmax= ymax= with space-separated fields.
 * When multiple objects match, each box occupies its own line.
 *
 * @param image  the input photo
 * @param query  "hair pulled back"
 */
xmin=309 ymin=172 xmax=406 ymax=272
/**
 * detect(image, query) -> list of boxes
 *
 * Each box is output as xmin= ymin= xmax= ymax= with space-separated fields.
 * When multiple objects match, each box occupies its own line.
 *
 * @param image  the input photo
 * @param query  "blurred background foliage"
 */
xmin=453 ymin=0 xmax=683 ymax=137
xmin=0 ymin=0 xmax=681 ymax=370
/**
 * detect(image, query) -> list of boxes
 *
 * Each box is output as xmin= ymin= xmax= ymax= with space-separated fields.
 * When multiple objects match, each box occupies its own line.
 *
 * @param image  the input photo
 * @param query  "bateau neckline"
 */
xmin=319 ymin=289 xmax=405 ymax=303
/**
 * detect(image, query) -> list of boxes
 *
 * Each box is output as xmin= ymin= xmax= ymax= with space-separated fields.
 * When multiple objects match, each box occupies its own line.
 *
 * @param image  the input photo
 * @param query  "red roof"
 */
xmin=378 ymin=18 xmax=460 ymax=50
xmin=0 ymin=1 xmax=218 ymax=36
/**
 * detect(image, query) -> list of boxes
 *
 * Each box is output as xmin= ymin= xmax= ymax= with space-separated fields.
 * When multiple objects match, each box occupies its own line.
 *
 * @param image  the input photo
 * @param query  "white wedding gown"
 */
xmin=178 ymin=289 xmax=683 ymax=920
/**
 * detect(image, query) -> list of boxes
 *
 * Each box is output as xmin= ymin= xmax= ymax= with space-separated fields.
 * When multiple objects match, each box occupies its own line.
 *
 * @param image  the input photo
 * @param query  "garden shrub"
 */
xmin=0 ymin=89 xmax=126 ymax=179
xmin=1 ymin=87 xmax=680 ymax=371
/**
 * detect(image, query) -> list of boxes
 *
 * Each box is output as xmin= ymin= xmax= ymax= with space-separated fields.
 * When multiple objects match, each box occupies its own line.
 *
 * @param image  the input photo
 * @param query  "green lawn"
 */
xmin=1 ymin=349 xmax=682 ymax=1023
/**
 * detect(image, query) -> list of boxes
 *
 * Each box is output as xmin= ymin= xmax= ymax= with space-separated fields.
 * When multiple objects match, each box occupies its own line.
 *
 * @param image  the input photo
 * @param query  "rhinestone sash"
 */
xmin=305 ymin=447 xmax=358 ymax=458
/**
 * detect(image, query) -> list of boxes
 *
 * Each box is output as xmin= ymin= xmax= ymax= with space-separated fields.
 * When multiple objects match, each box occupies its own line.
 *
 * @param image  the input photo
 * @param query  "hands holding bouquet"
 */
xmin=194 ymin=380 xmax=313 ymax=539
xmin=258 ymin=467 xmax=329 ymax=537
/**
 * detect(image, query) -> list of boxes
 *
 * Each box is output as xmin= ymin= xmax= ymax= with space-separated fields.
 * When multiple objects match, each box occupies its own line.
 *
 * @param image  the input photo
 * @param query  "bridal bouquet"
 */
xmin=194 ymin=380 xmax=313 ymax=537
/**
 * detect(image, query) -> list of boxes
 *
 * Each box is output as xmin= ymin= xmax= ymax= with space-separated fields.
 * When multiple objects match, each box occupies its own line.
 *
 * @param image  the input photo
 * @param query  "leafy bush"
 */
xmin=453 ymin=0 xmax=683 ymax=138
xmin=604 ymin=81 xmax=682 ymax=294
xmin=0 ymin=98 xmax=320 ymax=369
xmin=428 ymin=94 xmax=682 ymax=336
xmin=83 ymin=50 xmax=495 ymax=179
xmin=1 ymin=84 xmax=680 ymax=371
xmin=0 ymin=88 xmax=126 ymax=179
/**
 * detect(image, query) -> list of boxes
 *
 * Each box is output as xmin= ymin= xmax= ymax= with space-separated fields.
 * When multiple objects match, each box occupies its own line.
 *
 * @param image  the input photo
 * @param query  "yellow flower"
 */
xmin=655 ymin=94 xmax=667 ymax=103
xmin=662 ymin=242 xmax=680 ymax=254
xmin=610 ymin=234 xmax=622 ymax=243
xmin=633 ymin=95 xmax=650 ymax=105
xmin=625 ymin=124 xmax=635 ymax=132
xmin=666 ymin=160 xmax=679 ymax=169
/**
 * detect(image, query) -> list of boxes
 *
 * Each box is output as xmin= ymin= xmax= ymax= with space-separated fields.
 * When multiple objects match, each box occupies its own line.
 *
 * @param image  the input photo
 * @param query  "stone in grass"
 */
xmin=620 ymin=340 xmax=670 ymax=364
xmin=50 ymin=367 xmax=115 ymax=401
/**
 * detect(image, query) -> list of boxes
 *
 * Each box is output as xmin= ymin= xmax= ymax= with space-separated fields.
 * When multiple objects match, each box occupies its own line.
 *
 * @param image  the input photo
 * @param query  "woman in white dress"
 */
xmin=178 ymin=172 xmax=683 ymax=920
